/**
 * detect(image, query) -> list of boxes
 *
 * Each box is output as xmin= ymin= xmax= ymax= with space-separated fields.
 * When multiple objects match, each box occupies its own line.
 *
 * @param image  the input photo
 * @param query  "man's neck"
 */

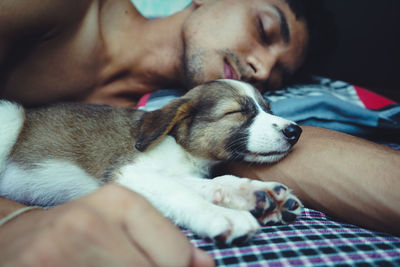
xmin=99 ymin=1 xmax=194 ymax=93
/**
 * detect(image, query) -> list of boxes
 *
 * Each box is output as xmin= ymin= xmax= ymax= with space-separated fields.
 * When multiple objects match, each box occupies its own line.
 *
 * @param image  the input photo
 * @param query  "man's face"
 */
xmin=182 ymin=0 xmax=308 ymax=91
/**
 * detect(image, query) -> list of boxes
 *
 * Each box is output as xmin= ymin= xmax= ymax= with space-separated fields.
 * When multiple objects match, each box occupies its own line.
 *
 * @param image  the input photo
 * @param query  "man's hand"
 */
xmin=0 ymin=184 xmax=214 ymax=266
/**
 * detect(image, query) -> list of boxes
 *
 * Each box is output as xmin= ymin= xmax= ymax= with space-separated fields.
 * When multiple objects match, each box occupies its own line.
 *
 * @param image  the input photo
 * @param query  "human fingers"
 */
xmin=47 ymin=204 xmax=153 ymax=267
xmin=191 ymin=247 xmax=215 ymax=267
xmin=81 ymin=184 xmax=214 ymax=266
xmin=0 ymin=204 xmax=153 ymax=267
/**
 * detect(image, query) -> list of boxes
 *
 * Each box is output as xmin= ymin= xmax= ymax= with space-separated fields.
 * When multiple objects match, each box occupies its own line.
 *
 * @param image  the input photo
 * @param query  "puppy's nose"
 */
xmin=282 ymin=124 xmax=302 ymax=145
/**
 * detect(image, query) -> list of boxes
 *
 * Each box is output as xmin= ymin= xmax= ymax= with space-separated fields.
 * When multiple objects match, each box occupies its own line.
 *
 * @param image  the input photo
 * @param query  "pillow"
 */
xmin=131 ymin=0 xmax=191 ymax=17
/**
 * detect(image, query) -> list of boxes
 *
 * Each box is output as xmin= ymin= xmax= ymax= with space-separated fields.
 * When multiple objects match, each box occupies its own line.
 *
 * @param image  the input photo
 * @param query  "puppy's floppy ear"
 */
xmin=135 ymin=99 xmax=194 ymax=152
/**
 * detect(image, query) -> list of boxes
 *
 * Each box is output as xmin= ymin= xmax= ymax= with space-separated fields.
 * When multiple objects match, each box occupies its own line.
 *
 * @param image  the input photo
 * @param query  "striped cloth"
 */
xmin=184 ymin=208 xmax=400 ymax=266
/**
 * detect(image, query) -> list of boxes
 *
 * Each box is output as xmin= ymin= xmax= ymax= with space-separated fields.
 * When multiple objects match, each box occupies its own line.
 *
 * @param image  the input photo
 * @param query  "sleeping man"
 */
xmin=0 ymin=0 xmax=399 ymax=266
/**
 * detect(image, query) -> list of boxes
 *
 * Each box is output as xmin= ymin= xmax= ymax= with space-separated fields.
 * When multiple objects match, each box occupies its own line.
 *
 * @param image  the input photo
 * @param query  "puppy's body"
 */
xmin=0 ymin=80 xmax=303 ymax=243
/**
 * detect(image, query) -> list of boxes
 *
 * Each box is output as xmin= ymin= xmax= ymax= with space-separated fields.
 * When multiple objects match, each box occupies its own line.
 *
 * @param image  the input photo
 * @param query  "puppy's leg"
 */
xmin=177 ymin=175 xmax=303 ymax=225
xmin=116 ymin=169 xmax=260 ymax=244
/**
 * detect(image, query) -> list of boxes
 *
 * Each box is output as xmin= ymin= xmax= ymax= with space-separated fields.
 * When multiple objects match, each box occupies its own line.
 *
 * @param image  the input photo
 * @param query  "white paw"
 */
xmin=210 ymin=176 xmax=303 ymax=225
xmin=189 ymin=205 xmax=260 ymax=244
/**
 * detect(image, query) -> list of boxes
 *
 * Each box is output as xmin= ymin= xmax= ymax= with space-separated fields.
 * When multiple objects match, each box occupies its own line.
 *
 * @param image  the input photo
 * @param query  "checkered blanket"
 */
xmin=138 ymin=77 xmax=400 ymax=266
xmin=185 ymin=208 xmax=400 ymax=266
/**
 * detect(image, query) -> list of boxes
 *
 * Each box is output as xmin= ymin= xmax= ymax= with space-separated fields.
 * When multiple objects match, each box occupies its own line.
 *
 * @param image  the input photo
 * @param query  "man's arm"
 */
xmin=219 ymin=126 xmax=400 ymax=235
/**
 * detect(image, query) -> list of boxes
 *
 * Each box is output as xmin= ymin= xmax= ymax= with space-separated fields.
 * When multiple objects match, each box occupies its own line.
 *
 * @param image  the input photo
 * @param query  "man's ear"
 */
xmin=135 ymin=99 xmax=194 ymax=152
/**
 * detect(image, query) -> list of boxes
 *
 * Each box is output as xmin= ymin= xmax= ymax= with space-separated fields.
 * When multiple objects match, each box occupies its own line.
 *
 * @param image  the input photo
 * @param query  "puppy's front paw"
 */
xmin=192 ymin=207 xmax=260 ymax=245
xmin=210 ymin=176 xmax=303 ymax=225
xmin=249 ymin=183 xmax=303 ymax=225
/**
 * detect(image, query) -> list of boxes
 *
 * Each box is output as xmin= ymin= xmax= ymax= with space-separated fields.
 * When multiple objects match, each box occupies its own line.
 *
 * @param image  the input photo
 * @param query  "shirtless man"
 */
xmin=0 ymin=0 xmax=399 ymax=266
xmin=0 ymin=0 xmax=307 ymax=107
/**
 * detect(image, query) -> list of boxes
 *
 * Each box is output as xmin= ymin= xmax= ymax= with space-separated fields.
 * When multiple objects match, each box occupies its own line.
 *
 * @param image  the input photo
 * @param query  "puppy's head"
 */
xmin=136 ymin=79 xmax=301 ymax=164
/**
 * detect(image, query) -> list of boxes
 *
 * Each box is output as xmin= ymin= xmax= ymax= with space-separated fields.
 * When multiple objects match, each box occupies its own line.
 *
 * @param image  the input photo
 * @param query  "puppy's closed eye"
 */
xmin=224 ymin=110 xmax=246 ymax=116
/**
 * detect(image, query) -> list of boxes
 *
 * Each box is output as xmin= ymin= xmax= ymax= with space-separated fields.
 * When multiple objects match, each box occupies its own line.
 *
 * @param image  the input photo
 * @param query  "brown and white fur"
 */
xmin=0 ymin=79 xmax=303 ymax=244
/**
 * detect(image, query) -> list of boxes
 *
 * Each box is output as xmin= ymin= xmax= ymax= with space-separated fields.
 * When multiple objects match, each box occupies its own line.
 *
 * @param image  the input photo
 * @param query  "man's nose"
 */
xmin=246 ymin=54 xmax=276 ymax=82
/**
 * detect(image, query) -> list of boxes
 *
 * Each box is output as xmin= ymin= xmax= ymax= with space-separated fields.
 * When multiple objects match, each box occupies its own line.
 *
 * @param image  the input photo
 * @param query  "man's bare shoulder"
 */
xmin=0 ymin=0 xmax=146 ymax=107
xmin=0 ymin=0 xmax=103 ymax=104
xmin=0 ymin=0 xmax=96 ymax=38
xmin=0 ymin=0 xmax=96 ymax=62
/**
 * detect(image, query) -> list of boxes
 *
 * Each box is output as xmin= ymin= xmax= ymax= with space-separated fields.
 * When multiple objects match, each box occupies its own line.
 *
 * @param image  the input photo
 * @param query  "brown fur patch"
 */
xmin=135 ymin=99 xmax=194 ymax=152
xmin=11 ymin=104 xmax=143 ymax=180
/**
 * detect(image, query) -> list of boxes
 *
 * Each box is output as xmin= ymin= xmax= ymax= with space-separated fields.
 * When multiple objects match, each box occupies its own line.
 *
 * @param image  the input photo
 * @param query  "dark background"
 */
xmin=305 ymin=0 xmax=400 ymax=101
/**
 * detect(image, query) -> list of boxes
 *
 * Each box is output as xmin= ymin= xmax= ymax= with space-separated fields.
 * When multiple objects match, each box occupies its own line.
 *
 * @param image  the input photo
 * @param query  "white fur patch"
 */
xmin=116 ymin=136 xmax=260 ymax=242
xmin=0 ymin=160 xmax=99 ymax=207
xmin=117 ymin=136 xmax=211 ymax=190
xmin=249 ymin=112 xmax=294 ymax=150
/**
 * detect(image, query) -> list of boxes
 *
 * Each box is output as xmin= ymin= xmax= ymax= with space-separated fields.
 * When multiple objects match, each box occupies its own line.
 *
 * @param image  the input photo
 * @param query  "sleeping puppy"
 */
xmin=0 ymin=79 xmax=303 ymax=244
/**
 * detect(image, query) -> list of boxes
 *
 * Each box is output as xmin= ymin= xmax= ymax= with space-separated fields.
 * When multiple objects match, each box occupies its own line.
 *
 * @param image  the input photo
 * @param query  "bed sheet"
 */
xmin=185 ymin=208 xmax=400 ymax=266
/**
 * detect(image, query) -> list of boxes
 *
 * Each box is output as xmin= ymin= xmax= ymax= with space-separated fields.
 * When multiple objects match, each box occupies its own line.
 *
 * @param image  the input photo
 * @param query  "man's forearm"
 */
xmin=0 ymin=197 xmax=26 ymax=220
xmin=222 ymin=126 xmax=400 ymax=235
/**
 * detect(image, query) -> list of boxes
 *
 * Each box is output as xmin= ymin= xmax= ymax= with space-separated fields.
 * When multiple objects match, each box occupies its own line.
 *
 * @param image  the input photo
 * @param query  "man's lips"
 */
xmin=224 ymin=59 xmax=239 ymax=80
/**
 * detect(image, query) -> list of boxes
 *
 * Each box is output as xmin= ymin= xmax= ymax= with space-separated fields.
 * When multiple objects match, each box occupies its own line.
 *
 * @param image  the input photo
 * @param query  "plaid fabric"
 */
xmin=184 ymin=208 xmax=400 ymax=266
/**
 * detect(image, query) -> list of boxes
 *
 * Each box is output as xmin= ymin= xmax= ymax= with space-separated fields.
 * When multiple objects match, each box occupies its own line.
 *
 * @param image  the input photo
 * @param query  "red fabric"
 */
xmin=136 ymin=93 xmax=151 ymax=108
xmin=354 ymin=86 xmax=396 ymax=110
